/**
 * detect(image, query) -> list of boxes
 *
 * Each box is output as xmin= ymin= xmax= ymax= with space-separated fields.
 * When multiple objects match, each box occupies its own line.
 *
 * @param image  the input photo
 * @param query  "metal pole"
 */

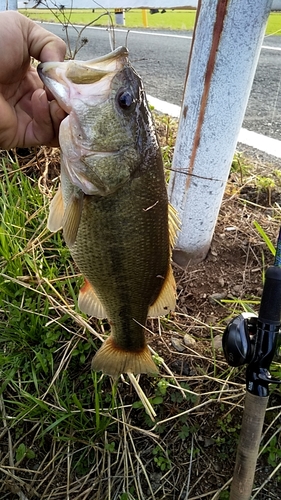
xmin=169 ymin=0 xmax=273 ymax=267
xmin=114 ymin=9 xmax=125 ymax=26
xmin=8 ymin=0 xmax=17 ymax=9
xmin=0 ymin=0 xmax=17 ymax=10
xmin=0 ymin=0 xmax=7 ymax=11
xmin=142 ymin=8 xmax=148 ymax=27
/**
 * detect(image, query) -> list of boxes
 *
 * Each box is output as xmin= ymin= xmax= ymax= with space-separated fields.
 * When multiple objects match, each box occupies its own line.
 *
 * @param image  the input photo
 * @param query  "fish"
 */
xmin=38 ymin=46 xmax=179 ymax=378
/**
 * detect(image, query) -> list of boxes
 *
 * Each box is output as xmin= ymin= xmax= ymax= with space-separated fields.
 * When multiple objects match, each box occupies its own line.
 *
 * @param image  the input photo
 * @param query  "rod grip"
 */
xmin=230 ymin=392 xmax=268 ymax=500
xmin=259 ymin=266 xmax=281 ymax=324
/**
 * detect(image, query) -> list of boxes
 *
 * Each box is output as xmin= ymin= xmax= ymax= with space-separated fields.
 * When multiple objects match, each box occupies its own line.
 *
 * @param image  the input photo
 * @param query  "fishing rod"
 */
xmin=223 ymin=227 xmax=281 ymax=500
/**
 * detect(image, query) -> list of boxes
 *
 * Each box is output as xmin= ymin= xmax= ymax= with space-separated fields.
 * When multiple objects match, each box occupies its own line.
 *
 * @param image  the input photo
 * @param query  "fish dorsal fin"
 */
xmin=47 ymin=185 xmax=64 ymax=233
xmin=62 ymin=191 xmax=84 ymax=248
xmin=168 ymin=202 xmax=181 ymax=249
xmin=148 ymin=263 xmax=176 ymax=318
xmin=78 ymin=279 xmax=107 ymax=319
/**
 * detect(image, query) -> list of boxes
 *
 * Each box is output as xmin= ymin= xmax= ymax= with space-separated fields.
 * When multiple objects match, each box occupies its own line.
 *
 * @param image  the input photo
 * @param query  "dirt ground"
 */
xmin=143 ymin=118 xmax=281 ymax=499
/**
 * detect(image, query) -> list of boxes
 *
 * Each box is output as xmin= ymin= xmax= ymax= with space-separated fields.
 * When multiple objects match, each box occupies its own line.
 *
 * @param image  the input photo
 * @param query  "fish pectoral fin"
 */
xmin=47 ymin=185 xmax=64 ymax=233
xmin=91 ymin=336 xmax=158 ymax=378
xmin=78 ymin=279 xmax=107 ymax=319
xmin=168 ymin=202 xmax=181 ymax=249
xmin=62 ymin=191 xmax=84 ymax=248
xmin=148 ymin=263 xmax=177 ymax=318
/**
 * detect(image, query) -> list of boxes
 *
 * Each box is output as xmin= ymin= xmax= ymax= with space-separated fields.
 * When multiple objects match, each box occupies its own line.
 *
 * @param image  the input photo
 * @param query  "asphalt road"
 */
xmin=42 ymin=23 xmax=281 ymax=141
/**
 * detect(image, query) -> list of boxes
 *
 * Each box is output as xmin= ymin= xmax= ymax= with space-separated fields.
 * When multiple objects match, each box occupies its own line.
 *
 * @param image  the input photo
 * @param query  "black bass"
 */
xmin=38 ymin=47 xmax=178 ymax=377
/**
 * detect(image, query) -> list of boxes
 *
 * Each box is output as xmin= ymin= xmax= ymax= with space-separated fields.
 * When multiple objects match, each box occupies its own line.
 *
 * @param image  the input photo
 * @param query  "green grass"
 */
xmin=0 ymin=156 xmax=112 ymax=494
xmin=0 ymin=150 xmax=237 ymax=499
xmin=0 ymin=153 xmax=194 ymax=497
xmin=20 ymin=7 xmax=281 ymax=34
xmin=0 ymin=136 xmax=281 ymax=496
xmin=20 ymin=8 xmax=197 ymax=30
xmin=267 ymin=11 xmax=281 ymax=36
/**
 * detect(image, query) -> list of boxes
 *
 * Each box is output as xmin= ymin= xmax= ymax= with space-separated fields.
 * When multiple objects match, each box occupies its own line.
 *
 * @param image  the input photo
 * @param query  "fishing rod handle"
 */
xmin=259 ymin=266 xmax=281 ymax=324
xmin=230 ymin=391 xmax=269 ymax=500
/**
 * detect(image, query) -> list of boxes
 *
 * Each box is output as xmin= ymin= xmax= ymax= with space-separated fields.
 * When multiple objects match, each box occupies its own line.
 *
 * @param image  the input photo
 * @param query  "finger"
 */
xmin=49 ymin=100 xmax=67 ymax=144
xmin=26 ymin=88 xmax=56 ymax=147
xmin=0 ymin=93 xmax=17 ymax=149
xmin=25 ymin=14 xmax=66 ymax=62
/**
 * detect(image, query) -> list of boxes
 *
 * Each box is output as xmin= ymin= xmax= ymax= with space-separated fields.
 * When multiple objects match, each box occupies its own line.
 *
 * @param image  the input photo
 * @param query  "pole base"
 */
xmin=172 ymin=245 xmax=209 ymax=268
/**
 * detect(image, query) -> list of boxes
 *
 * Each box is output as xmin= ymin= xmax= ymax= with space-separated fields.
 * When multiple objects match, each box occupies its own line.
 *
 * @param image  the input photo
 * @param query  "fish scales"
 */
xmin=38 ymin=46 xmax=178 ymax=377
xmin=70 ymin=168 xmax=169 ymax=352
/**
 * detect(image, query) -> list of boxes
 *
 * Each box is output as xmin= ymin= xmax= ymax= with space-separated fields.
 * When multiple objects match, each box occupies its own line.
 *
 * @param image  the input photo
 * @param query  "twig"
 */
xmin=251 ymin=461 xmax=281 ymax=498
xmin=184 ymin=434 xmax=194 ymax=500
xmin=126 ymin=372 xmax=156 ymax=420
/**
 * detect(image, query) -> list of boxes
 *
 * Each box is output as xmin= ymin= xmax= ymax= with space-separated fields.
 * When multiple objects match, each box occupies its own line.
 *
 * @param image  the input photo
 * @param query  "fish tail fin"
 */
xmin=92 ymin=337 xmax=158 ymax=378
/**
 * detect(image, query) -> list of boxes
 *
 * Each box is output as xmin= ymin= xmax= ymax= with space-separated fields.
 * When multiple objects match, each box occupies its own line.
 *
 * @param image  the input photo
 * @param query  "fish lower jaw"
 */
xmin=91 ymin=336 xmax=158 ymax=378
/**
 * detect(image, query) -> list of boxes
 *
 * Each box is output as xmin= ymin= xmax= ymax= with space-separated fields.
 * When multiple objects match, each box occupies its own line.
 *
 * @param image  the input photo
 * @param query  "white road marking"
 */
xmin=147 ymin=95 xmax=281 ymax=158
xmin=41 ymin=22 xmax=281 ymax=156
xmin=43 ymin=22 xmax=281 ymax=50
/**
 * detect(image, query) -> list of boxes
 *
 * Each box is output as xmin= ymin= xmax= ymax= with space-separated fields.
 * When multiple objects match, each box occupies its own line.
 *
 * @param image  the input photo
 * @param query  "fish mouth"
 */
xmin=37 ymin=46 xmax=129 ymax=113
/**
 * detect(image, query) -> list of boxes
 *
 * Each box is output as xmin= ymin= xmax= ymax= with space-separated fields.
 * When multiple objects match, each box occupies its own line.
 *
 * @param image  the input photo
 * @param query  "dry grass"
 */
xmin=0 ymin=127 xmax=281 ymax=499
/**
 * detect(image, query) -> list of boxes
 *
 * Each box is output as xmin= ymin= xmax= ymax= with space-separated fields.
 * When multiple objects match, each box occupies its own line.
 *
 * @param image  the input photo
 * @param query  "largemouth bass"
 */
xmin=38 ymin=47 xmax=178 ymax=377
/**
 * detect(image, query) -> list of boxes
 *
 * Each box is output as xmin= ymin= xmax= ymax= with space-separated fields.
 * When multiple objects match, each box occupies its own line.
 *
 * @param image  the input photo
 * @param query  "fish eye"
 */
xmin=117 ymin=90 xmax=135 ymax=110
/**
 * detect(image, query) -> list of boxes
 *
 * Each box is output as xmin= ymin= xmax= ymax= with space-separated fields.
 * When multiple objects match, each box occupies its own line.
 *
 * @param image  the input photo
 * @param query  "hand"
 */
xmin=0 ymin=11 xmax=66 ymax=149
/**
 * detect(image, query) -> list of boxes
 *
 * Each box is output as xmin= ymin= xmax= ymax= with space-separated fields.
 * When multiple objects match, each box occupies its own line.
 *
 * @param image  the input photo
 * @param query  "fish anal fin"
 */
xmin=168 ymin=202 xmax=181 ymax=249
xmin=78 ymin=279 xmax=107 ymax=319
xmin=92 ymin=337 xmax=158 ymax=378
xmin=148 ymin=263 xmax=176 ymax=318
xmin=63 ymin=191 xmax=84 ymax=248
xmin=47 ymin=185 xmax=64 ymax=233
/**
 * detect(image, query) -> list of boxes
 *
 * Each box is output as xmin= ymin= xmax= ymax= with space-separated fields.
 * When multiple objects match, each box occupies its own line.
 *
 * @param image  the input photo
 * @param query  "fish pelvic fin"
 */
xmin=92 ymin=337 xmax=158 ymax=378
xmin=62 ymin=191 xmax=84 ymax=248
xmin=78 ymin=279 xmax=107 ymax=319
xmin=148 ymin=263 xmax=176 ymax=318
xmin=168 ymin=202 xmax=181 ymax=249
xmin=47 ymin=185 xmax=64 ymax=233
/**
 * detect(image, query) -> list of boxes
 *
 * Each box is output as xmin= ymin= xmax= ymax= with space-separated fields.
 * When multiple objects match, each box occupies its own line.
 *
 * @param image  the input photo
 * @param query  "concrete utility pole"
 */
xmin=169 ymin=0 xmax=273 ymax=267
xmin=0 ymin=0 xmax=17 ymax=9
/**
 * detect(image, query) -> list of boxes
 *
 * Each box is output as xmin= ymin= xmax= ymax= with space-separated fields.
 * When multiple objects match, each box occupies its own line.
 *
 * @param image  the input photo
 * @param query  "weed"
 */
xmin=219 ymin=491 xmax=230 ymax=500
xmin=119 ymin=491 xmax=136 ymax=500
xmin=178 ymin=424 xmax=190 ymax=440
xmin=152 ymin=445 xmax=171 ymax=471
xmin=254 ymin=220 xmax=276 ymax=257
xmin=231 ymin=152 xmax=250 ymax=184
xmin=255 ymin=175 xmax=276 ymax=205
xmin=261 ymin=435 xmax=281 ymax=468
xmin=15 ymin=443 xmax=36 ymax=462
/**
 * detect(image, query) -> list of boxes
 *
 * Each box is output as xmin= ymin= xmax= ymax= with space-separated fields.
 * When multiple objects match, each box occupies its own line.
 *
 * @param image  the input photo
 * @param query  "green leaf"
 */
xmin=105 ymin=442 xmax=115 ymax=453
xmin=253 ymin=221 xmax=276 ymax=256
xmin=40 ymin=413 xmax=71 ymax=438
xmin=72 ymin=393 xmax=84 ymax=412
xmin=151 ymin=396 xmax=163 ymax=405
xmin=179 ymin=425 xmax=190 ymax=440
xmin=26 ymin=449 xmax=36 ymax=460
xmin=16 ymin=443 xmax=26 ymax=462
xmin=132 ymin=400 xmax=144 ymax=409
